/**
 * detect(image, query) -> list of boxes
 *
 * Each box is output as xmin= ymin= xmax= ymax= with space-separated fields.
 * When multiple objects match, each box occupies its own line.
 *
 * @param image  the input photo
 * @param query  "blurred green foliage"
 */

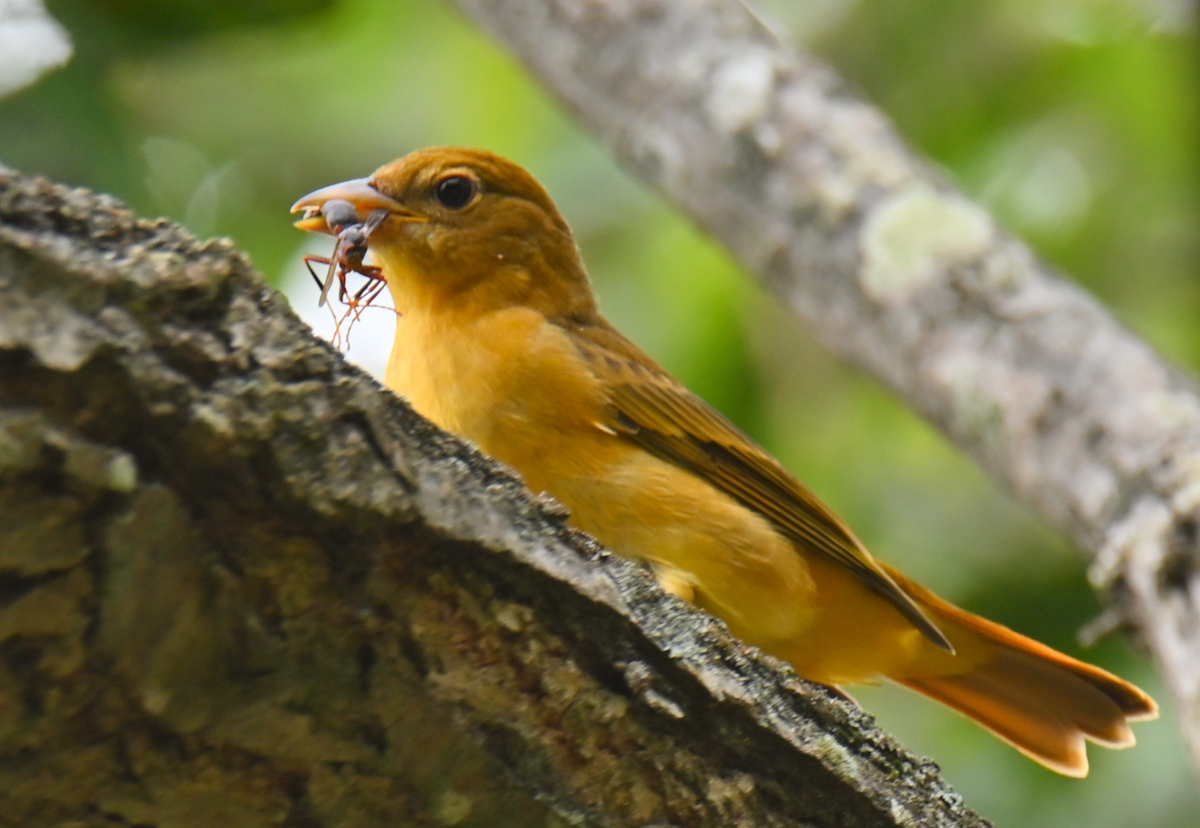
xmin=2 ymin=0 xmax=1197 ymax=824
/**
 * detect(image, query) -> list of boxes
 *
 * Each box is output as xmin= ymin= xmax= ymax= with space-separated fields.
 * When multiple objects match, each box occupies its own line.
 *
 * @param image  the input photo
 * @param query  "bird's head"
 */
xmin=292 ymin=147 xmax=595 ymax=318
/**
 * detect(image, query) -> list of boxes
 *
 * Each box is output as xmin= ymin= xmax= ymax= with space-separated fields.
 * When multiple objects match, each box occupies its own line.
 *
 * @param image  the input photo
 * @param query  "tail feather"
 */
xmin=899 ymin=649 xmax=1134 ymax=776
xmin=883 ymin=565 xmax=1157 ymax=776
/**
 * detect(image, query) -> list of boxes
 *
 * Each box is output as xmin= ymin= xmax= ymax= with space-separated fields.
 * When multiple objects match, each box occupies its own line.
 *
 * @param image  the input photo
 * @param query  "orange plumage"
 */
xmin=292 ymin=146 xmax=1157 ymax=776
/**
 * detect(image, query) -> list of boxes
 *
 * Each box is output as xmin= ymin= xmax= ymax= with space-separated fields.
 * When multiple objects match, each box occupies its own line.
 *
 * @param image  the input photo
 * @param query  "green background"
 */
xmin=2 ymin=0 xmax=1197 ymax=824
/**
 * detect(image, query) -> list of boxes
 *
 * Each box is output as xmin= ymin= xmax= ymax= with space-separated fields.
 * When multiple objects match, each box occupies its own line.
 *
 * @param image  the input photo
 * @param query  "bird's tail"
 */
xmin=883 ymin=565 xmax=1158 ymax=777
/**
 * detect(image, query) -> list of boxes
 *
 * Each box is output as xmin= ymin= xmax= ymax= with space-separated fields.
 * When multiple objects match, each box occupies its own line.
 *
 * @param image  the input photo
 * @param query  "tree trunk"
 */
xmin=449 ymin=0 xmax=1200 ymax=778
xmin=0 ymin=169 xmax=992 ymax=826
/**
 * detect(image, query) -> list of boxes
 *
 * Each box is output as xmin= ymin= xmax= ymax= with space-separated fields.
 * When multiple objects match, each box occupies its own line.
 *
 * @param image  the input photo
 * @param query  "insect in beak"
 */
xmin=290 ymin=179 xmax=409 ymax=307
xmin=290 ymin=178 xmax=421 ymax=345
xmin=304 ymin=204 xmax=390 ymax=307
xmin=290 ymin=177 xmax=413 ymax=233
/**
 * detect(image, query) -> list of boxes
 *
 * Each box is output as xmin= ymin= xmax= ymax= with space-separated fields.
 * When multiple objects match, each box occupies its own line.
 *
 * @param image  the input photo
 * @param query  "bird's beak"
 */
xmin=290 ymin=177 xmax=415 ymax=234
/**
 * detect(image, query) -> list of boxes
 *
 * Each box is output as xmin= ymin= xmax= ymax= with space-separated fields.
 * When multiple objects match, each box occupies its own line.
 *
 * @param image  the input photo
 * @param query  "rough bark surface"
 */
xmin=449 ymin=0 xmax=1200 ymax=775
xmin=0 ymin=171 xmax=992 ymax=826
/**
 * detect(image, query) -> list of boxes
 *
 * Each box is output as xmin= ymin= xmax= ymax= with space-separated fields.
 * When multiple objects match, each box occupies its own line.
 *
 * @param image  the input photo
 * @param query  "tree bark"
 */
xmin=448 ymin=0 xmax=1200 ymax=778
xmin=0 ymin=170 xmax=992 ymax=826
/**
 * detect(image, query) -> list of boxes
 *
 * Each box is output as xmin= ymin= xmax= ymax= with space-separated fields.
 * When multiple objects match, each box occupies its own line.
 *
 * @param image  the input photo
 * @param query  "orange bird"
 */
xmin=292 ymin=147 xmax=1156 ymax=776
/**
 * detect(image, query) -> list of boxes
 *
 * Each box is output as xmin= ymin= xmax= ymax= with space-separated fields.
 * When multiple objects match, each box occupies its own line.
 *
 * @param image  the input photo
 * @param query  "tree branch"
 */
xmin=449 ymin=0 xmax=1200 ymax=776
xmin=0 ymin=170 xmax=991 ymax=825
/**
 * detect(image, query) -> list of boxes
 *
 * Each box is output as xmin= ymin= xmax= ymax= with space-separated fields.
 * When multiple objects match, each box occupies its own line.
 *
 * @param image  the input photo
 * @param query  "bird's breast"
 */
xmin=385 ymin=305 xmax=611 ymax=478
xmin=383 ymin=305 xmax=818 ymax=644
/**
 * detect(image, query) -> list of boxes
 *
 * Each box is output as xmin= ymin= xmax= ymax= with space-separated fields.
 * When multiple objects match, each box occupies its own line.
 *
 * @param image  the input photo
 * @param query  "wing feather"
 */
xmin=564 ymin=317 xmax=952 ymax=652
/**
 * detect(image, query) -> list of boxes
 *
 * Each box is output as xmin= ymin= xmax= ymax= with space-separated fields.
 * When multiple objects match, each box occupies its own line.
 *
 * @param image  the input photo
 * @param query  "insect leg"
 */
xmin=302 ymin=256 xmax=333 ymax=291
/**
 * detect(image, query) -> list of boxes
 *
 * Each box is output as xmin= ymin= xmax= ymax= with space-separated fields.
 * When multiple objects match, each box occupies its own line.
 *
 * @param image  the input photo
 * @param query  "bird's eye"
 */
xmin=434 ymin=175 xmax=476 ymax=209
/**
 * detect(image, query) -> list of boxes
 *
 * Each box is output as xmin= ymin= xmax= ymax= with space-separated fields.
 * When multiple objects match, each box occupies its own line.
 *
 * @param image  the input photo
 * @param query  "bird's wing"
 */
xmin=565 ymin=317 xmax=952 ymax=652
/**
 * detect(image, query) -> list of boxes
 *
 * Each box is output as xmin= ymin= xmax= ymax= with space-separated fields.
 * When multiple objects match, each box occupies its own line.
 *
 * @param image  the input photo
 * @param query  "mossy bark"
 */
xmin=0 ymin=171 xmax=989 ymax=827
xmin=451 ymin=0 xmax=1200 ymax=778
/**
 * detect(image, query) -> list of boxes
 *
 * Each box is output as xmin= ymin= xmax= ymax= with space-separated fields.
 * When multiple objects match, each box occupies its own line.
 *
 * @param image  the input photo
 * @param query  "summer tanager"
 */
xmin=292 ymin=147 xmax=1156 ymax=776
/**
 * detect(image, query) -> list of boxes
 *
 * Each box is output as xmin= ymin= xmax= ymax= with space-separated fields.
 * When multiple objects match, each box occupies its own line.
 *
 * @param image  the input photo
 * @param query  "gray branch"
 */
xmin=450 ymin=0 xmax=1200 ymax=776
xmin=0 ymin=171 xmax=991 ymax=824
